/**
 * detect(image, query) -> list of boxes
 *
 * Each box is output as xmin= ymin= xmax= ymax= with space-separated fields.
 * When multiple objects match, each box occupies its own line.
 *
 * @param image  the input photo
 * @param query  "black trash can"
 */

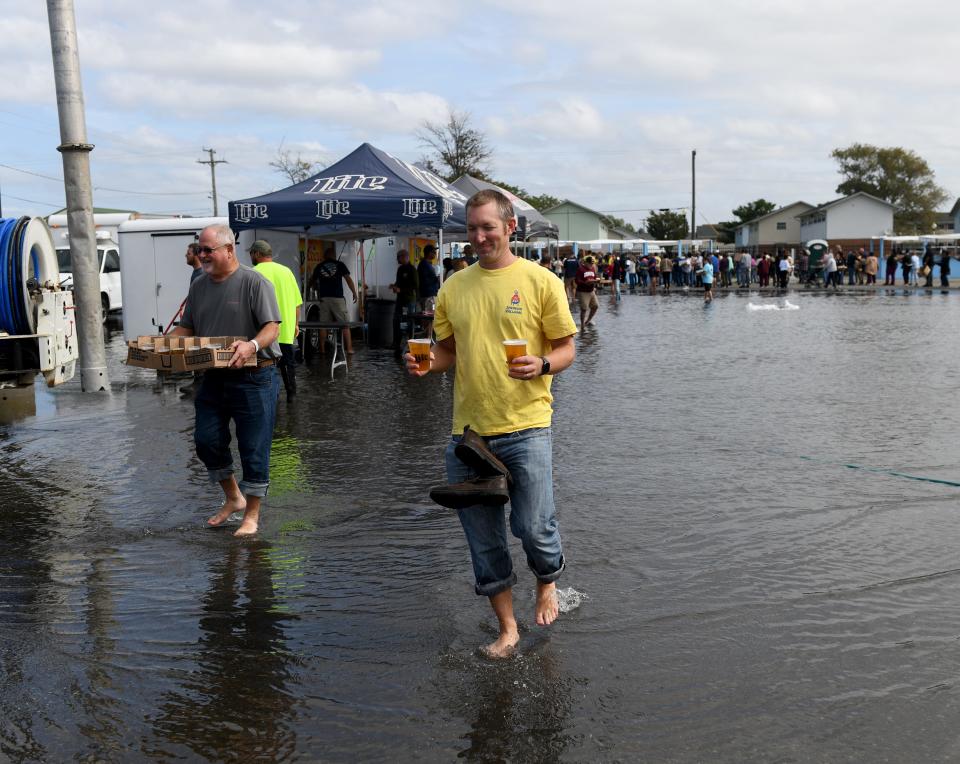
xmin=366 ymin=298 xmax=394 ymax=348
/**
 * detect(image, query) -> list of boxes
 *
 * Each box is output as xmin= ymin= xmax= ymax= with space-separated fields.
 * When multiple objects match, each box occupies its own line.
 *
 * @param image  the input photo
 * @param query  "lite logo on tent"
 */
xmin=233 ymin=203 xmax=268 ymax=224
xmin=316 ymin=200 xmax=351 ymax=220
xmin=305 ymin=174 xmax=388 ymax=195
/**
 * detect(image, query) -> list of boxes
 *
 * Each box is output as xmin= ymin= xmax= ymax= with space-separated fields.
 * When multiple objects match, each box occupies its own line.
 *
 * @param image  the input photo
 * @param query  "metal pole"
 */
xmin=691 ymin=149 xmax=697 ymax=239
xmin=198 ymin=148 xmax=227 ymax=216
xmin=46 ymin=0 xmax=109 ymax=391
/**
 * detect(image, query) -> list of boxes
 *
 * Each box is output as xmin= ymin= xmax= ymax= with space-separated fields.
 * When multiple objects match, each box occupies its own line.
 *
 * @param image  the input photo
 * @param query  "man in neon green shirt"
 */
xmin=250 ymin=240 xmax=302 ymax=397
xmin=405 ymin=190 xmax=577 ymax=659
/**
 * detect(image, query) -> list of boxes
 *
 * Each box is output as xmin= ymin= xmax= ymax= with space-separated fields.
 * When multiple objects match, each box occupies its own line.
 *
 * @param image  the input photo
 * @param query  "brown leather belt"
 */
xmin=257 ymin=358 xmax=277 ymax=367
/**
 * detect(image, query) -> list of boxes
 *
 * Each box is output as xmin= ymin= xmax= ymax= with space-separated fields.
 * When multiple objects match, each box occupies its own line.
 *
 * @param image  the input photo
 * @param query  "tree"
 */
xmin=416 ymin=109 xmax=492 ymax=182
xmin=831 ymin=143 xmax=948 ymax=234
xmin=600 ymin=214 xmax=639 ymax=236
xmin=732 ymin=198 xmax=777 ymax=223
xmin=714 ymin=198 xmax=778 ymax=244
xmin=525 ymin=193 xmax=561 ymax=212
xmin=645 ymin=209 xmax=689 ymax=240
xmin=270 ymin=145 xmax=323 ymax=184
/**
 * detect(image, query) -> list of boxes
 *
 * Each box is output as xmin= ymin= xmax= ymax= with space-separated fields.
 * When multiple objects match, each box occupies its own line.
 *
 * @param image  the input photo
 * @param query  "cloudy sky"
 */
xmin=2 ymin=0 xmax=958 ymax=231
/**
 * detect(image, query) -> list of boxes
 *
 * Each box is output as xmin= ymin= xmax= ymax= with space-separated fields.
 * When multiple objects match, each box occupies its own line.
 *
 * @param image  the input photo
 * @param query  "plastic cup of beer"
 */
xmin=408 ymin=338 xmax=432 ymax=373
xmin=503 ymin=339 xmax=528 ymax=365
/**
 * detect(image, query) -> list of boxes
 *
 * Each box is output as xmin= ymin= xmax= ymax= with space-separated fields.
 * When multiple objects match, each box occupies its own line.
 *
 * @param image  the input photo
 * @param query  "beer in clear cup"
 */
xmin=408 ymin=338 xmax=432 ymax=373
xmin=503 ymin=339 xmax=527 ymax=365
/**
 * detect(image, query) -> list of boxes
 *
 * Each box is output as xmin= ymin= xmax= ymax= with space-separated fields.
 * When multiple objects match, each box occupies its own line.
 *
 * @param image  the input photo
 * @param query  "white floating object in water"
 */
xmin=747 ymin=303 xmax=779 ymax=311
xmin=783 ymin=300 xmax=799 ymax=310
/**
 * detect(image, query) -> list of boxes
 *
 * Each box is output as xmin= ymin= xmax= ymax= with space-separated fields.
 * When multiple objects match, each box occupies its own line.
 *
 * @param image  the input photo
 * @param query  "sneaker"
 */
xmin=454 ymin=426 xmax=513 ymax=486
xmin=429 ymin=475 xmax=509 ymax=509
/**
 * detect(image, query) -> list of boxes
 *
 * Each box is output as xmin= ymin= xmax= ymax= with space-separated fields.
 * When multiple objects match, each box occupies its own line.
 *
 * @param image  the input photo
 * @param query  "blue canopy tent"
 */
xmin=229 ymin=142 xmax=468 ymax=240
xmin=450 ymin=174 xmax=558 ymax=241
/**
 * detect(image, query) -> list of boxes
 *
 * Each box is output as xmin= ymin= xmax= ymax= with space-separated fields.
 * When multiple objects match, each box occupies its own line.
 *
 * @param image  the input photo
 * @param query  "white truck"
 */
xmin=48 ymin=211 xmax=173 ymax=322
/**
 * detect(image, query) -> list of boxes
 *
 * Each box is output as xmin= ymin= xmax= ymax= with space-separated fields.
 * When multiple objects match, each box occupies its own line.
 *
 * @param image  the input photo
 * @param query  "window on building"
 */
xmin=776 ymin=222 xmax=787 ymax=231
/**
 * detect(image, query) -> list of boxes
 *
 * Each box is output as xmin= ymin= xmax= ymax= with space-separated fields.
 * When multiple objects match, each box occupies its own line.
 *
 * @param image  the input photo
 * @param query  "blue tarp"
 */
xmin=229 ymin=143 xmax=469 ymax=238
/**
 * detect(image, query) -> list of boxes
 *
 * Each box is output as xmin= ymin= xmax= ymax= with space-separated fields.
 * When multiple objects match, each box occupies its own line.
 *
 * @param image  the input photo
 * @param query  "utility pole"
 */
xmin=197 ymin=148 xmax=227 ymax=216
xmin=691 ymin=149 xmax=697 ymax=240
xmin=46 ymin=0 xmax=109 ymax=392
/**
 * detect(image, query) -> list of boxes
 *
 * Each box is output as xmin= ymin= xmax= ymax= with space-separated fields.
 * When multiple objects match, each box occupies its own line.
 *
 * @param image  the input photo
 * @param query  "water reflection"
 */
xmin=439 ymin=649 xmax=578 ymax=762
xmin=148 ymin=542 xmax=297 ymax=760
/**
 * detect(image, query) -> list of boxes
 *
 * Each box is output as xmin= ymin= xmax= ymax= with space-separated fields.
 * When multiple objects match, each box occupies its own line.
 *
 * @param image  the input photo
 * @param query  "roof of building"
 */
xmin=737 ymin=201 xmax=815 ymax=228
xmin=796 ymin=191 xmax=896 ymax=218
xmin=543 ymin=199 xmax=609 ymax=218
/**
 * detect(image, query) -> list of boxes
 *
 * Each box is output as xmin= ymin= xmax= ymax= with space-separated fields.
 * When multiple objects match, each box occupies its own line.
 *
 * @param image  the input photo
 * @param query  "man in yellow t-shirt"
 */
xmin=250 ymin=240 xmax=303 ymax=397
xmin=405 ymin=189 xmax=577 ymax=659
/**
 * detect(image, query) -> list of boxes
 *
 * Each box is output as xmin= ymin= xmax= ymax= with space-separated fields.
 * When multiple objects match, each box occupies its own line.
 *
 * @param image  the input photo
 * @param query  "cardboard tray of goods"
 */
xmin=125 ymin=335 xmax=257 ymax=371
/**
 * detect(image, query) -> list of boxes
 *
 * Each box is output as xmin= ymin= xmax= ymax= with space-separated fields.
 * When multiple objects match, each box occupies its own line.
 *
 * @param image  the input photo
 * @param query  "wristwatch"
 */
xmin=539 ymin=356 xmax=551 ymax=375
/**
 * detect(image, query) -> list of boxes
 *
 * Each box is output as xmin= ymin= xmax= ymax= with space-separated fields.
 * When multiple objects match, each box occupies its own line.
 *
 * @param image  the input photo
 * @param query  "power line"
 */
xmin=0 ymin=162 xmax=207 ymax=196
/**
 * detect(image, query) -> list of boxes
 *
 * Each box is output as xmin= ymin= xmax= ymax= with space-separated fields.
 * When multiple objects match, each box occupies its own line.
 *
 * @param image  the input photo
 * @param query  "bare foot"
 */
xmin=480 ymin=630 xmax=520 ymax=659
xmin=233 ymin=516 xmax=259 ymax=537
xmin=535 ymin=582 xmax=559 ymax=626
xmin=208 ymin=496 xmax=246 ymax=527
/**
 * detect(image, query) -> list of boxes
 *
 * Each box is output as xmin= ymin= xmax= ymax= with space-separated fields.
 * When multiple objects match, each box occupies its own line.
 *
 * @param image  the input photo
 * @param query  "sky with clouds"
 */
xmin=2 ymin=0 xmax=958 ymax=231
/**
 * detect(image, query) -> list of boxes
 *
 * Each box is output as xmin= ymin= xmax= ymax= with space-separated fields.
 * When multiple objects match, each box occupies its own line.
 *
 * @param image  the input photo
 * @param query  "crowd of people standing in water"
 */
xmin=536 ymin=245 xmax=958 ymax=304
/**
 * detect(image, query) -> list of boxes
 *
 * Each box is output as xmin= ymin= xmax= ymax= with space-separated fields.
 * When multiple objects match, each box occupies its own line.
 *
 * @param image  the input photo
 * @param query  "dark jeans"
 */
xmin=278 ymin=343 xmax=296 ymax=394
xmin=194 ymin=366 xmax=279 ymax=497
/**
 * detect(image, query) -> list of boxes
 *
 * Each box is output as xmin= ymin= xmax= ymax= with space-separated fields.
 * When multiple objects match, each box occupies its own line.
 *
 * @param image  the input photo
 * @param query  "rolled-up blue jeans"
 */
xmin=194 ymin=366 xmax=279 ymax=497
xmin=444 ymin=427 xmax=565 ymax=597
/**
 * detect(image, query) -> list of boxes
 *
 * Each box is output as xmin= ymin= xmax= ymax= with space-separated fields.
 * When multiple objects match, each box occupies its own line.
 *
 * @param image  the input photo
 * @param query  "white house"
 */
xmin=734 ymin=201 xmax=814 ymax=250
xmin=798 ymin=192 xmax=895 ymax=243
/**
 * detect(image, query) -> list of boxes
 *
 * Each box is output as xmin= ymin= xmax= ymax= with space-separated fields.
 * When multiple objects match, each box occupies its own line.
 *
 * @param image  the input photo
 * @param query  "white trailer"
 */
xmin=118 ymin=217 xmax=256 ymax=340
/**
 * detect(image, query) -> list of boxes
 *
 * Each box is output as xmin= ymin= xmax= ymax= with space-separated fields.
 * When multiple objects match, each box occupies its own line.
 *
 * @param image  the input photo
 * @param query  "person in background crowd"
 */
xmin=823 ymin=249 xmax=838 ymax=289
xmin=659 ymin=253 xmax=673 ymax=292
xmin=909 ymin=250 xmax=921 ymax=286
xmin=864 ymin=251 xmax=878 ymax=285
xmin=418 ymin=244 xmax=441 ymax=338
xmin=186 ymin=242 xmax=204 ymax=283
xmin=462 ymin=243 xmax=477 ymax=265
xmin=390 ymin=249 xmax=418 ymax=357
xmin=922 ymin=247 xmax=935 ymax=288
xmin=309 ymin=246 xmax=359 ymax=355
xmin=610 ymin=253 xmax=624 ymax=302
xmin=697 ymin=252 xmax=714 ymax=303
xmin=846 ymin=249 xmax=857 ymax=285
xmin=562 ymin=251 xmax=580 ymax=302
xmin=885 ymin=250 xmax=899 ymax=285
xmin=250 ymin=239 xmax=302 ymax=399
xmin=443 ymin=256 xmax=455 ymax=280
xmin=625 ymin=255 xmax=637 ymax=293
xmin=940 ymin=248 xmax=952 ymax=287
xmin=576 ymin=255 xmax=600 ymax=325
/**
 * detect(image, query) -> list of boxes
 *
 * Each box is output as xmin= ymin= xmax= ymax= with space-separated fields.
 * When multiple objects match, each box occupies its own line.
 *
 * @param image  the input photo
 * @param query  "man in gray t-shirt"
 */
xmin=181 ymin=265 xmax=282 ymax=359
xmin=171 ymin=224 xmax=281 ymax=537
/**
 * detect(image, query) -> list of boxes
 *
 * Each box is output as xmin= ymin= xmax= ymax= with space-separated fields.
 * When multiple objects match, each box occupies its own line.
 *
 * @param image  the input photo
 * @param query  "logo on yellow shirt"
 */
xmin=505 ymin=289 xmax=522 ymax=315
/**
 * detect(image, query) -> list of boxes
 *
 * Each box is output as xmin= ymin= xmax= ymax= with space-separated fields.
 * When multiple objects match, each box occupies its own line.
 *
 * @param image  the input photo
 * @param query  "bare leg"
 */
xmin=343 ymin=327 xmax=354 ymax=355
xmin=318 ymin=329 xmax=328 ymax=354
xmin=535 ymin=581 xmax=559 ymax=626
xmin=208 ymin=476 xmax=246 ymax=526
xmin=234 ymin=495 xmax=261 ymax=537
xmin=481 ymin=588 xmax=520 ymax=659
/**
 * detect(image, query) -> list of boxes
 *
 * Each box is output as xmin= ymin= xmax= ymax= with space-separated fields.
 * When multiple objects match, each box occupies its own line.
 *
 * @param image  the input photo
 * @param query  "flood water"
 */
xmin=4 ymin=287 xmax=960 ymax=762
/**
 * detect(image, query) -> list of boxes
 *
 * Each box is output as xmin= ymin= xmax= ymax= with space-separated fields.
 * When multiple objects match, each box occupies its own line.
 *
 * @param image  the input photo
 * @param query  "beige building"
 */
xmin=735 ymin=201 xmax=814 ymax=252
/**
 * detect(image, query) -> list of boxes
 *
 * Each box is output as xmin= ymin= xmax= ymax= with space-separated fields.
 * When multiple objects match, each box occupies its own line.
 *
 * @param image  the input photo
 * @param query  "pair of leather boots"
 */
xmin=430 ymin=426 xmax=513 ymax=509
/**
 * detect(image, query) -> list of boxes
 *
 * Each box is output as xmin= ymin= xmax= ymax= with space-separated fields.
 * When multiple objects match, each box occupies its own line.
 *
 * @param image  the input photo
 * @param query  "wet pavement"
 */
xmin=5 ymin=289 xmax=960 ymax=762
